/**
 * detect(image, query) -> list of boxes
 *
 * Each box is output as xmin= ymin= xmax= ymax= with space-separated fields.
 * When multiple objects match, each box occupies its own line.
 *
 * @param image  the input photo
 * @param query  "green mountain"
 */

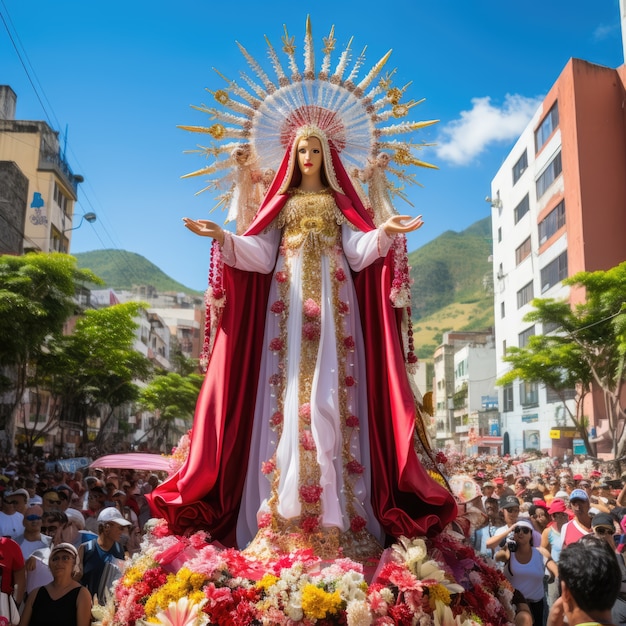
xmin=73 ymin=249 xmax=203 ymax=295
xmin=74 ymin=216 xmax=495 ymax=357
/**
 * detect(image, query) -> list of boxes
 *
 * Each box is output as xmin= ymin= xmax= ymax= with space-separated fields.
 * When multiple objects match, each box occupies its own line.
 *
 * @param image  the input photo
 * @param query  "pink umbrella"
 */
xmin=90 ymin=453 xmax=171 ymax=473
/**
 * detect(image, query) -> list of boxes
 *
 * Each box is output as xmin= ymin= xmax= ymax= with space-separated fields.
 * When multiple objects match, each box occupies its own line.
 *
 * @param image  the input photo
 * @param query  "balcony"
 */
xmin=39 ymin=149 xmax=82 ymax=196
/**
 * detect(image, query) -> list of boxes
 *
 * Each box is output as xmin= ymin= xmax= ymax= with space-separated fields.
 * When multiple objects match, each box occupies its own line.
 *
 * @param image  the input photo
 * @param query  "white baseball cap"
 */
xmin=97 ymin=506 xmax=132 ymax=527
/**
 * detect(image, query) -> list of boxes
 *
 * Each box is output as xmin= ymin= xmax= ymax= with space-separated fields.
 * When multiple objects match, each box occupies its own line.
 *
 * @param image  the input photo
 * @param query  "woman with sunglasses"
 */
xmin=496 ymin=518 xmax=558 ymax=625
xmin=19 ymin=543 xmax=91 ymax=626
xmin=590 ymin=514 xmax=626 ymax=625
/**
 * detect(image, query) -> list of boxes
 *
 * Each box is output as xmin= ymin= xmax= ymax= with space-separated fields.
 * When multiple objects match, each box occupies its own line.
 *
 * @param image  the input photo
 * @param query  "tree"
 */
xmin=43 ymin=302 xmax=153 ymax=449
xmin=0 ymin=253 xmax=101 ymax=454
xmin=137 ymin=372 xmax=203 ymax=451
xmin=499 ymin=262 xmax=626 ymax=459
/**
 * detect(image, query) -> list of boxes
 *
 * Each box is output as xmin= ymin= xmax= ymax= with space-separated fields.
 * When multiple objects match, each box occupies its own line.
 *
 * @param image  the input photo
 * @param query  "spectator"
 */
xmin=19 ymin=542 xmax=91 ymax=626
xmin=487 ymin=496 xmax=542 ymax=553
xmin=497 ymin=518 xmax=558 ymax=626
xmin=78 ymin=507 xmax=130 ymax=599
xmin=83 ymin=487 xmax=106 ymax=534
xmin=41 ymin=490 xmax=62 ymax=514
xmin=472 ymin=496 xmax=500 ymax=559
xmin=8 ymin=489 xmax=29 ymax=516
xmin=529 ymin=502 xmax=550 ymax=535
xmin=0 ymin=535 xmax=25 ymax=610
xmin=561 ymin=489 xmax=592 ymax=547
xmin=481 ymin=481 xmax=496 ymax=507
xmin=0 ymin=491 xmax=25 ymax=540
xmin=15 ymin=505 xmax=51 ymax=559
xmin=547 ymin=536 xmax=620 ymax=626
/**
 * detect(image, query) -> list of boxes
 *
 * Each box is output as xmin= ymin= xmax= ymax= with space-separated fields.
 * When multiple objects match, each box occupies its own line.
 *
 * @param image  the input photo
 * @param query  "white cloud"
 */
xmin=593 ymin=23 xmax=619 ymax=41
xmin=435 ymin=94 xmax=543 ymax=166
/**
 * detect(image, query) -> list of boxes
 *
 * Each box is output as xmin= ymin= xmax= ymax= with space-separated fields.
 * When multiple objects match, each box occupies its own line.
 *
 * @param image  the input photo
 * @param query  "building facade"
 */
xmin=0 ymin=85 xmax=83 ymax=254
xmin=490 ymin=59 xmax=626 ymax=456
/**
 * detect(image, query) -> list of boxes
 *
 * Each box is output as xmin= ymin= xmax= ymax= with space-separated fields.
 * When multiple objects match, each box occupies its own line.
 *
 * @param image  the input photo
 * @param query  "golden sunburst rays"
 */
xmin=181 ymin=17 xmax=438 ymax=213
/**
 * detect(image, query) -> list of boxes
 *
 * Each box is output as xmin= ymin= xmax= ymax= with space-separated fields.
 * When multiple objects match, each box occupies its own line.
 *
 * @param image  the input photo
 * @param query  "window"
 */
xmin=512 ymin=150 xmax=528 ymax=185
xmin=515 ymin=237 xmax=531 ymax=265
xmin=517 ymin=281 xmax=534 ymax=308
xmin=536 ymin=151 xmax=562 ymax=199
xmin=502 ymin=339 xmax=507 ymax=354
xmin=498 ymin=227 xmax=502 ymax=243
xmin=546 ymin=386 xmax=576 ymax=403
xmin=538 ymin=200 xmax=566 ymax=245
xmin=500 ymin=301 xmax=505 ymax=318
xmin=503 ymin=384 xmax=514 ymax=412
xmin=543 ymin=320 xmax=560 ymax=334
xmin=518 ymin=325 xmax=535 ymax=348
xmin=540 ymin=251 xmax=568 ymax=292
xmin=53 ymin=182 xmax=69 ymax=215
xmin=514 ymin=194 xmax=530 ymax=223
xmin=535 ymin=102 xmax=559 ymax=153
xmin=520 ymin=381 xmax=539 ymax=407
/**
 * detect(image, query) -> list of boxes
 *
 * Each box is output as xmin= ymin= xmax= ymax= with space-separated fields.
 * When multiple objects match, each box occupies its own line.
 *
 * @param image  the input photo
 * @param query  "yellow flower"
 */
xmin=208 ymin=124 xmax=225 ymax=140
xmin=214 ymin=90 xmax=230 ymax=105
xmin=428 ymin=583 xmax=452 ymax=610
xmin=301 ymin=584 xmax=343 ymax=620
xmin=257 ymin=573 xmax=280 ymax=591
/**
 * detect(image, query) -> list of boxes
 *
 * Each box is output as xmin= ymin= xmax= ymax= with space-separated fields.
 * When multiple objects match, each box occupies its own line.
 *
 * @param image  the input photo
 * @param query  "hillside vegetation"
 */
xmin=74 ymin=216 xmax=495 ymax=357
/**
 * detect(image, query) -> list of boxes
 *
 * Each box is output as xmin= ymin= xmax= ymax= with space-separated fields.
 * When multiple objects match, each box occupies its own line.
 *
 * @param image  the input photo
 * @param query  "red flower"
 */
xmin=345 ymin=376 xmax=356 ymax=387
xmin=269 ymin=337 xmax=283 ymax=352
xmin=258 ymin=512 xmax=272 ymax=528
xmin=270 ymin=300 xmax=286 ymax=314
xmin=270 ymin=411 xmax=283 ymax=427
xmin=275 ymin=271 xmax=287 ymax=283
xmin=212 ymin=287 xmax=225 ymax=300
xmin=299 ymin=484 xmax=323 ymax=503
xmin=347 ymin=460 xmax=365 ymax=475
xmin=338 ymin=300 xmax=350 ymax=314
xmin=302 ymin=321 xmax=321 ymax=341
xmin=298 ymin=403 xmax=311 ymax=422
xmin=350 ymin=516 xmax=367 ymax=532
xmin=436 ymin=451 xmax=448 ymax=465
xmin=407 ymin=352 xmax=418 ymax=364
xmin=343 ymin=335 xmax=355 ymax=350
xmin=261 ymin=459 xmax=275 ymax=474
xmin=346 ymin=415 xmax=360 ymax=428
xmin=301 ymin=515 xmax=320 ymax=533
xmin=268 ymin=373 xmax=282 ymax=386
xmin=335 ymin=267 xmax=347 ymax=282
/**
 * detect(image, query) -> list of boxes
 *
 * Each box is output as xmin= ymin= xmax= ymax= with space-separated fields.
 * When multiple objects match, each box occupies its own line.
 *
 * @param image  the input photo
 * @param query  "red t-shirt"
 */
xmin=0 ymin=537 xmax=25 ymax=594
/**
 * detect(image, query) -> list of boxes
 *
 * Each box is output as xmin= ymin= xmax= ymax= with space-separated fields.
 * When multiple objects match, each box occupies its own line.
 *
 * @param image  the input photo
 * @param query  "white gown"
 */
xmin=220 ymin=189 xmax=393 ymax=548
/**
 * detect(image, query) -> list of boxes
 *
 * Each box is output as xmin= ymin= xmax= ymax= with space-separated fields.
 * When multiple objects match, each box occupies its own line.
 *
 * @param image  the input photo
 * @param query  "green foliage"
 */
xmin=73 ymin=250 xmax=202 ymax=294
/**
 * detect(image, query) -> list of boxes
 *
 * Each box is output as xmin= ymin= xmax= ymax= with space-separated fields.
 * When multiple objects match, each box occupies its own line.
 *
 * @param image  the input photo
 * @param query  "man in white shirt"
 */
xmin=0 ymin=490 xmax=24 ymax=539
xmin=14 ymin=505 xmax=51 ymax=559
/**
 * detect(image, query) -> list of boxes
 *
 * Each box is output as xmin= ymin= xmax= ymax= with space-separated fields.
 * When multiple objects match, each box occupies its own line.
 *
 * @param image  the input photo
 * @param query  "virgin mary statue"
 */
xmin=147 ymin=19 xmax=457 ymax=559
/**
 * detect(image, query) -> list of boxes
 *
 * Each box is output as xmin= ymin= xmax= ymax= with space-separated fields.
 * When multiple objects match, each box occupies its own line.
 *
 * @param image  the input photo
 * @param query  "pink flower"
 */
xmin=301 ymin=515 xmax=320 ymax=533
xmin=270 ymin=300 xmax=286 ymax=314
xmin=338 ymin=300 xmax=350 ymax=315
xmin=350 ymin=516 xmax=367 ymax=533
xmin=335 ymin=268 xmax=347 ymax=282
xmin=269 ymin=337 xmax=283 ymax=352
xmin=298 ymin=403 xmax=311 ymax=421
xmin=344 ymin=335 xmax=355 ymax=349
xmin=270 ymin=411 xmax=283 ymax=427
xmin=303 ymin=298 xmax=321 ymax=318
xmin=345 ymin=376 xmax=356 ymax=387
xmin=302 ymin=321 xmax=321 ymax=341
xmin=275 ymin=271 xmax=287 ymax=283
xmin=299 ymin=484 xmax=323 ymax=503
xmin=346 ymin=460 xmax=365 ymax=475
xmin=299 ymin=430 xmax=316 ymax=451
xmin=258 ymin=512 xmax=272 ymax=528
xmin=261 ymin=459 xmax=275 ymax=474
xmin=188 ymin=530 xmax=211 ymax=549
xmin=346 ymin=415 xmax=360 ymax=428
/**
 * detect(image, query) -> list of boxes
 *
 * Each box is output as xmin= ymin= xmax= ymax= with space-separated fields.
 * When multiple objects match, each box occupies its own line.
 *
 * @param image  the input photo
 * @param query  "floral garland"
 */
xmin=93 ymin=521 xmax=516 ymax=626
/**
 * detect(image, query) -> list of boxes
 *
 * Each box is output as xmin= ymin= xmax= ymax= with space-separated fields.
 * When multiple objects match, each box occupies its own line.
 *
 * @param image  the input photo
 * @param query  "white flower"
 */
xmin=154 ymin=597 xmax=208 ymax=626
xmin=346 ymin=599 xmax=373 ymax=626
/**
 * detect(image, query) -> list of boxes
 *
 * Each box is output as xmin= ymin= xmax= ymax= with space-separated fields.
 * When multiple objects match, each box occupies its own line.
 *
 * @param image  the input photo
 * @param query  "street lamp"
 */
xmin=63 ymin=212 xmax=96 ymax=233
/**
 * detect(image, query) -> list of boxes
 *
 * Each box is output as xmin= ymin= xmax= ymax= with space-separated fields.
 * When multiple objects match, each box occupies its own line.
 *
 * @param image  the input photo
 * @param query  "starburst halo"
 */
xmin=179 ymin=16 xmax=438 ymax=220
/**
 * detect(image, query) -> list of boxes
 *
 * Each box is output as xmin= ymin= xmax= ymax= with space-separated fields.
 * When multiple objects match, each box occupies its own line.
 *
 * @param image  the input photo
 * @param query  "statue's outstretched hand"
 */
xmin=382 ymin=214 xmax=424 ymax=235
xmin=183 ymin=218 xmax=225 ymax=245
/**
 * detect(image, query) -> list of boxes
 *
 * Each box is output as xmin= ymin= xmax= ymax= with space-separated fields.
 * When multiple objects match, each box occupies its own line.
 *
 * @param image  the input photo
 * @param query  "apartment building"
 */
xmin=0 ymin=85 xmax=84 ymax=254
xmin=490 ymin=59 xmax=626 ymax=456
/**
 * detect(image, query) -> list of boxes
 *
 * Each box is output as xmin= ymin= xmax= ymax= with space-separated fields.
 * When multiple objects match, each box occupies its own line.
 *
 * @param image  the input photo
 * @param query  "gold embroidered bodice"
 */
xmin=277 ymin=188 xmax=346 ymax=253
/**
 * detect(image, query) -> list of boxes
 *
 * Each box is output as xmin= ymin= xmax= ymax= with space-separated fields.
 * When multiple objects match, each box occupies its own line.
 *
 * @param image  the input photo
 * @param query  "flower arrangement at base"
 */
xmin=93 ymin=520 xmax=516 ymax=626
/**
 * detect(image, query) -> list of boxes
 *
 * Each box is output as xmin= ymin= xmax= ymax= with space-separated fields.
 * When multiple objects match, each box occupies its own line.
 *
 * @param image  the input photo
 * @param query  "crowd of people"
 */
xmin=0 ymin=452 xmax=625 ymax=625
xmin=465 ymin=457 xmax=626 ymax=625
xmin=0 ymin=457 xmax=162 ymax=625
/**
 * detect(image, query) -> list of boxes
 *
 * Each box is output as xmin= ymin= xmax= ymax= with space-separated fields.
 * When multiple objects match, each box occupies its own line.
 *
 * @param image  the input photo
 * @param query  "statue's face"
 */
xmin=297 ymin=136 xmax=323 ymax=179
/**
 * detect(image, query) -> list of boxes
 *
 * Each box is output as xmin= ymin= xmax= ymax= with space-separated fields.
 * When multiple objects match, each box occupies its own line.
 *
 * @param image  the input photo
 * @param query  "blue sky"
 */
xmin=1 ymin=1 xmax=624 ymax=291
